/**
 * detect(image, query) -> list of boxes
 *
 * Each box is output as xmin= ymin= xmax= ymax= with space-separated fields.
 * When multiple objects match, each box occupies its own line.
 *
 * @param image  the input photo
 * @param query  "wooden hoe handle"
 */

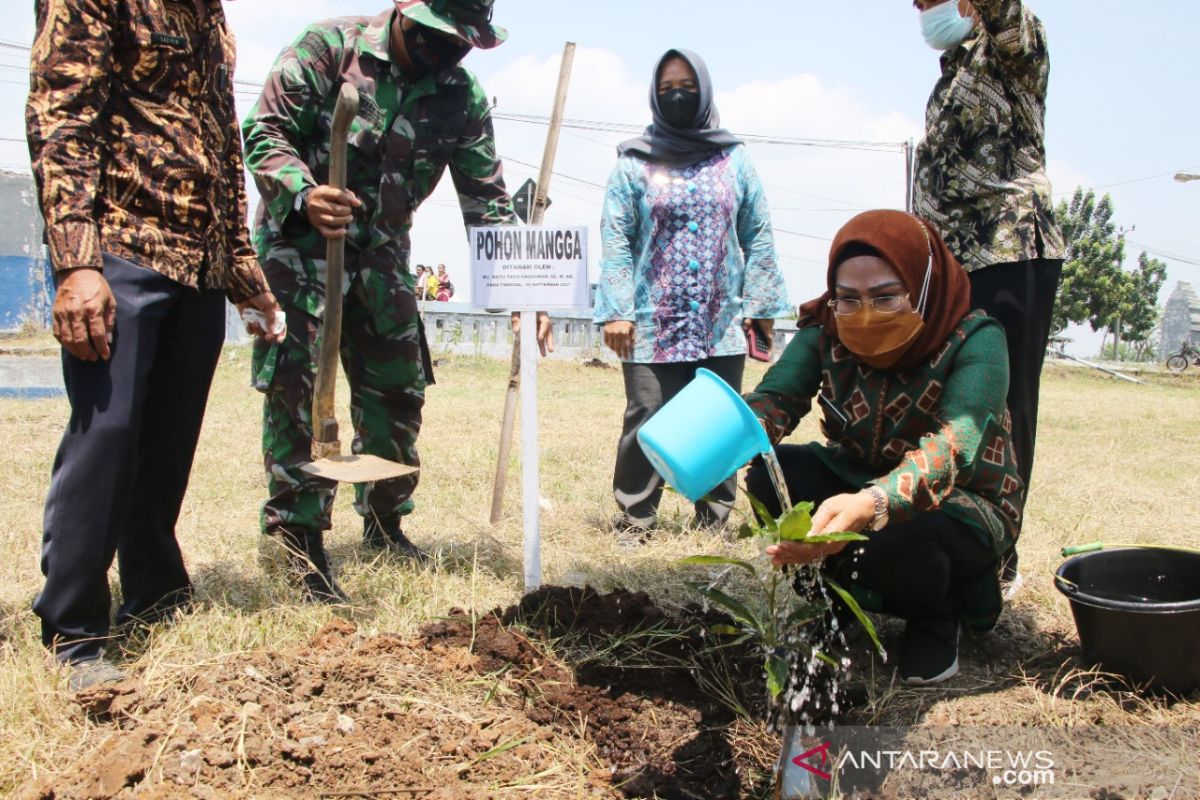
xmin=312 ymin=83 xmax=360 ymax=461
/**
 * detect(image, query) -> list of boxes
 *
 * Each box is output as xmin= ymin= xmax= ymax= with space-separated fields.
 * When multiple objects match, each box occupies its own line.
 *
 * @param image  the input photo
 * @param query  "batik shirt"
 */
xmin=745 ymin=312 xmax=1025 ymax=556
xmin=913 ymin=0 xmax=1066 ymax=272
xmin=593 ymin=146 xmax=790 ymax=364
xmin=25 ymin=0 xmax=267 ymax=301
xmin=242 ymin=9 xmax=515 ymax=317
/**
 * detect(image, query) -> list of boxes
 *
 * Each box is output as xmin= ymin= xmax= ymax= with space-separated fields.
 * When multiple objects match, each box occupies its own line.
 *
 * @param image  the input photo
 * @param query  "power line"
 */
xmin=493 ymin=111 xmax=906 ymax=153
xmin=1054 ymin=165 xmax=1200 ymax=196
xmin=774 ymin=227 xmax=833 ymax=242
xmin=499 ymin=153 xmax=606 ymax=190
xmin=1125 ymin=238 xmax=1200 ymax=267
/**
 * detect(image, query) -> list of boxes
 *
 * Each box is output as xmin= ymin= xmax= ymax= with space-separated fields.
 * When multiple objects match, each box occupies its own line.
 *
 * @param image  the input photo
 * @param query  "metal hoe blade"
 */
xmin=301 ymin=455 xmax=418 ymax=484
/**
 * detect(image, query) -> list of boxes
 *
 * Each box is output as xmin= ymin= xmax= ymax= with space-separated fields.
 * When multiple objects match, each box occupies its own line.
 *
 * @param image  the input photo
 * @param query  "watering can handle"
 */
xmin=311 ymin=83 xmax=360 ymax=462
xmin=1061 ymin=542 xmax=1105 ymax=557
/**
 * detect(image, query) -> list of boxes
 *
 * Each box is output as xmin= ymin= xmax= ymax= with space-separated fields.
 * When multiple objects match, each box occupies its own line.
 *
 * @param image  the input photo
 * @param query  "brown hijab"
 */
xmin=798 ymin=209 xmax=972 ymax=371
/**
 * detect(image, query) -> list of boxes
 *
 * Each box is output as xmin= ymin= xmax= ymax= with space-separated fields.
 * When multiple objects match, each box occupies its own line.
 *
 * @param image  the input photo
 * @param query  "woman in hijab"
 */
xmin=593 ymin=48 xmax=789 ymax=538
xmin=743 ymin=209 xmax=1023 ymax=686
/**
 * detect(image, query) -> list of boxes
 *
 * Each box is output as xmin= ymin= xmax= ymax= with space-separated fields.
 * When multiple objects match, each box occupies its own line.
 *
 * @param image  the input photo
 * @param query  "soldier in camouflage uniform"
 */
xmin=243 ymin=0 xmax=516 ymax=602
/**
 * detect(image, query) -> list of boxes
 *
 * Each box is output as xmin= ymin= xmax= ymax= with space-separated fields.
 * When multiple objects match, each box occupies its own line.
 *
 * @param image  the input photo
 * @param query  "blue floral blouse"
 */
xmin=593 ymin=145 xmax=790 ymax=364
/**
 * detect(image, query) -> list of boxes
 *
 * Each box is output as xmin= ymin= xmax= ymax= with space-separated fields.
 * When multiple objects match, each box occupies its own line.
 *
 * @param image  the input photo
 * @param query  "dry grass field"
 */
xmin=0 ymin=344 xmax=1197 ymax=798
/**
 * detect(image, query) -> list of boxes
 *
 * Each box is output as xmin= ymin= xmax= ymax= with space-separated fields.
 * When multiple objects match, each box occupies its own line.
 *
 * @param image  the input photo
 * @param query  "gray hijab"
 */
xmin=617 ymin=48 xmax=743 ymax=168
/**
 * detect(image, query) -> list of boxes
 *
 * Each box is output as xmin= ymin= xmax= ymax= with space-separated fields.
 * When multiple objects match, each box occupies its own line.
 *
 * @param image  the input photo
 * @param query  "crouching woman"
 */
xmin=743 ymin=209 xmax=1024 ymax=686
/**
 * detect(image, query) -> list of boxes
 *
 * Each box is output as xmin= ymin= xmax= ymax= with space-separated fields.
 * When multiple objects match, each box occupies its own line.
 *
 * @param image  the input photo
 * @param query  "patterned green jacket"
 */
xmin=242 ymin=9 xmax=516 ymax=316
xmin=913 ymin=0 xmax=1065 ymax=272
xmin=745 ymin=312 xmax=1025 ymax=558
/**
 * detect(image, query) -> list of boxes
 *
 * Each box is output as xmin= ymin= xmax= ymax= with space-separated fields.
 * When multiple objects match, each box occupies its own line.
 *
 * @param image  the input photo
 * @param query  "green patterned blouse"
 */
xmin=745 ymin=312 xmax=1025 ymax=558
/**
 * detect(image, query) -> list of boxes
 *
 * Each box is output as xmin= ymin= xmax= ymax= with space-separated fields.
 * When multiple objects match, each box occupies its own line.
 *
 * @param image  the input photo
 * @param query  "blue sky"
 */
xmin=1 ymin=1 xmax=1197 ymax=354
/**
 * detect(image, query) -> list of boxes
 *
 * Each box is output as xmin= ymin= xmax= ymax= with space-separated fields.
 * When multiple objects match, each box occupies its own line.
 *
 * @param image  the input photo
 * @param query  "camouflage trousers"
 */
xmin=252 ymin=265 xmax=430 ymax=535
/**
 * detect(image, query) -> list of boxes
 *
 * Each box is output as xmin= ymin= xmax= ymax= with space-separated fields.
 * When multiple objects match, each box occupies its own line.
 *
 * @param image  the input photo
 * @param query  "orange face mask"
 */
xmin=835 ymin=227 xmax=933 ymax=370
xmin=836 ymin=308 xmax=926 ymax=369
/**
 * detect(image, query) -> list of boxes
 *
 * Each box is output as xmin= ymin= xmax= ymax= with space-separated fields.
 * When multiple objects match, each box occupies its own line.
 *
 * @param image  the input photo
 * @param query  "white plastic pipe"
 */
xmin=520 ymin=309 xmax=541 ymax=592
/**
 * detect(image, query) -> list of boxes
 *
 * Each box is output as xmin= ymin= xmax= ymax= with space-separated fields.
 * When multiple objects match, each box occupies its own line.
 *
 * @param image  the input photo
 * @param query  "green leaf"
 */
xmin=784 ymin=603 xmax=824 ymax=630
xmin=765 ymin=653 xmax=789 ymax=700
xmin=736 ymin=521 xmax=759 ymax=541
xmin=825 ymin=577 xmax=884 ymax=656
xmin=813 ymin=650 xmax=839 ymax=669
xmin=778 ymin=504 xmax=814 ymax=541
xmin=688 ymin=583 xmax=763 ymax=634
xmin=709 ymin=624 xmax=742 ymax=636
xmin=745 ymin=490 xmax=780 ymax=532
xmin=802 ymin=531 xmax=869 ymax=544
xmin=473 ymin=735 xmax=531 ymax=764
xmin=677 ymin=555 xmax=757 ymax=575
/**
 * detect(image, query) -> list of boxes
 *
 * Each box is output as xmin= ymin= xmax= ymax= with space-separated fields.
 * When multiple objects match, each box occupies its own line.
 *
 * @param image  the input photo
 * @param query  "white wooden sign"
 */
xmin=469 ymin=225 xmax=589 ymax=310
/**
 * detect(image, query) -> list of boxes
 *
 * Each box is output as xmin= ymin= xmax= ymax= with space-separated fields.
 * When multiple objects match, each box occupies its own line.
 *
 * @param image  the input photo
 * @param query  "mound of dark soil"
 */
xmin=18 ymin=587 xmax=776 ymax=800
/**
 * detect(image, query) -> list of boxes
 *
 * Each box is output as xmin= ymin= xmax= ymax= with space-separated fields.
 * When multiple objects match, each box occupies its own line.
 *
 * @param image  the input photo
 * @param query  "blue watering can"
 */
xmin=636 ymin=368 xmax=771 ymax=502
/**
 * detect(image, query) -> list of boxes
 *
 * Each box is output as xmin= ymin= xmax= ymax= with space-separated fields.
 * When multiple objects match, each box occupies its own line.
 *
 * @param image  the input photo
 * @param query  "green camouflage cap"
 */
xmin=395 ymin=0 xmax=508 ymax=49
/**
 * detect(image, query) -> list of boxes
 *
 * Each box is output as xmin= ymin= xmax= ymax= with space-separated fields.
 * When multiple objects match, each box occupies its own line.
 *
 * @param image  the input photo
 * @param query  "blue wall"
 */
xmin=0 ymin=254 xmax=51 ymax=331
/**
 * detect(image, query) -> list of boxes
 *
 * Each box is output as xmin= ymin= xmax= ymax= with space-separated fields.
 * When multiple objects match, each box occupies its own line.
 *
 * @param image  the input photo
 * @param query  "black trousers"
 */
xmin=614 ymin=355 xmax=745 ymax=525
xmin=968 ymin=258 xmax=1063 ymax=578
xmin=34 ymin=254 xmax=226 ymax=663
xmin=744 ymin=445 xmax=997 ymax=625
xmin=967 ymin=258 xmax=1062 ymax=494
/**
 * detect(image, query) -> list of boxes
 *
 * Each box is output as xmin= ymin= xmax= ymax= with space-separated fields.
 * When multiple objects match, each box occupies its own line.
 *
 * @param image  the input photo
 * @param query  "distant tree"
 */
xmin=1052 ymin=188 xmax=1166 ymax=360
xmin=1052 ymin=189 xmax=1124 ymax=337
xmin=1112 ymin=252 xmax=1167 ymax=361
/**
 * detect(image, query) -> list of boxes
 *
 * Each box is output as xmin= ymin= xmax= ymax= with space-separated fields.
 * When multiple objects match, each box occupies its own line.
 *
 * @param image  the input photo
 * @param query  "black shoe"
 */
xmin=277 ymin=528 xmax=350 ymax=604
xmin=899 ymin=618 xmax=960 ymax=686
xmin=66 ymin=657 xmax=128 ymax=692
xmin=114 ymin=586 xmax=194 ymax=632
xmin=612 ymin=513 xmax=655 ymax=547
xmin=689 ymin=512 xmax=729 ymax=534
xmin=363 ymin=516 xmax=430 ymax=565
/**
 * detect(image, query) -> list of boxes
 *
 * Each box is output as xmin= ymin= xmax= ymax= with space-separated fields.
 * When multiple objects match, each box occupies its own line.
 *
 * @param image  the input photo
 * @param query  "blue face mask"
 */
xmin=920 ymin=2 xmax=975 ymax=51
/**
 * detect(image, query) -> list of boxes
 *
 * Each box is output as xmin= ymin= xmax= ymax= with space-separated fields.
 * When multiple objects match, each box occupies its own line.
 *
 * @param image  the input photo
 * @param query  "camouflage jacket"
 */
xmin=25 ymin=0 xmax=267 ymax=302
xmin=242 ymin=9 xmax=516 ymax=317
xmin=913 ymin=0 xmax=1065 ymax=272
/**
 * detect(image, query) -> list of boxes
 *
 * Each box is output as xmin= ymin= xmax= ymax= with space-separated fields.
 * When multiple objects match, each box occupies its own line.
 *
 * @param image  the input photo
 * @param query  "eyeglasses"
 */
xmin=827 ymin=294 xmax=910 ymax=316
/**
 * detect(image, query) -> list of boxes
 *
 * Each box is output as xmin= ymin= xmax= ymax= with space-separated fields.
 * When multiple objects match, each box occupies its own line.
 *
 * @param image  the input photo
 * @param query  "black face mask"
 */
xmin=403 ymin=23 xmax=472 ymax=75
xmin=658 ymin=88 xmax=700 ymax=129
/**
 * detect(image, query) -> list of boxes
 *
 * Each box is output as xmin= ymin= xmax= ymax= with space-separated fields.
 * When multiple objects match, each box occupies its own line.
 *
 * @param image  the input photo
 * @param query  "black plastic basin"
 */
xmin=1054 ymin=547 xmax=1200 ymax=694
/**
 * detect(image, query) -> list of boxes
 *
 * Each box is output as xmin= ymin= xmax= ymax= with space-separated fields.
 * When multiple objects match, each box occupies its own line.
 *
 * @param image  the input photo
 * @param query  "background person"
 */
xmin=414 ymin=265 xmax=429 ymax=298
xmin=26 ymin=0 xmax=283 ymax=689
xmin=243 ymin=0 xmax=525 ymax=602
xmin=425 ymin=266 xmax=441 ymax=301
xmin=911 ymin=0 xmax=1064 ymax=589
xmin=594 ymin=48 xmax=789 ymax=538
xmin=435 ymin=263 xmax=455 ymax=301
xmin=743 ymin=210 xmax=1024 ymax=686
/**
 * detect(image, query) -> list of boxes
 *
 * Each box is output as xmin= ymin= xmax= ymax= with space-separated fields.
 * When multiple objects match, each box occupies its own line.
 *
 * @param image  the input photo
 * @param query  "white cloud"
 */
xmin=1046 ymin=158 xmax=1092 ymax=201
xmin=412 ymin=47 xmax=924 ymax=307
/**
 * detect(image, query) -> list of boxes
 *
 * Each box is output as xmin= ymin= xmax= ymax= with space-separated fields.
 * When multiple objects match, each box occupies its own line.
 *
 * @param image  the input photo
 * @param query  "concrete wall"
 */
xmin=228 ymin=301 xmax=801 ymax=361
xmin=0 ymin=170 xmax=51 ymax=332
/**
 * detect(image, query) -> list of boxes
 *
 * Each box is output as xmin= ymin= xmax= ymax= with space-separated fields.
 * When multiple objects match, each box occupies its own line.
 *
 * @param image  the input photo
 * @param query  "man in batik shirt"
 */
xmin=911 ymin=0 xmax=1065 ymax=588
xmin=243 ymin=0 xmax=525 ymax=602
xmin=26 ymin=0 xmax=283 ymax=689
